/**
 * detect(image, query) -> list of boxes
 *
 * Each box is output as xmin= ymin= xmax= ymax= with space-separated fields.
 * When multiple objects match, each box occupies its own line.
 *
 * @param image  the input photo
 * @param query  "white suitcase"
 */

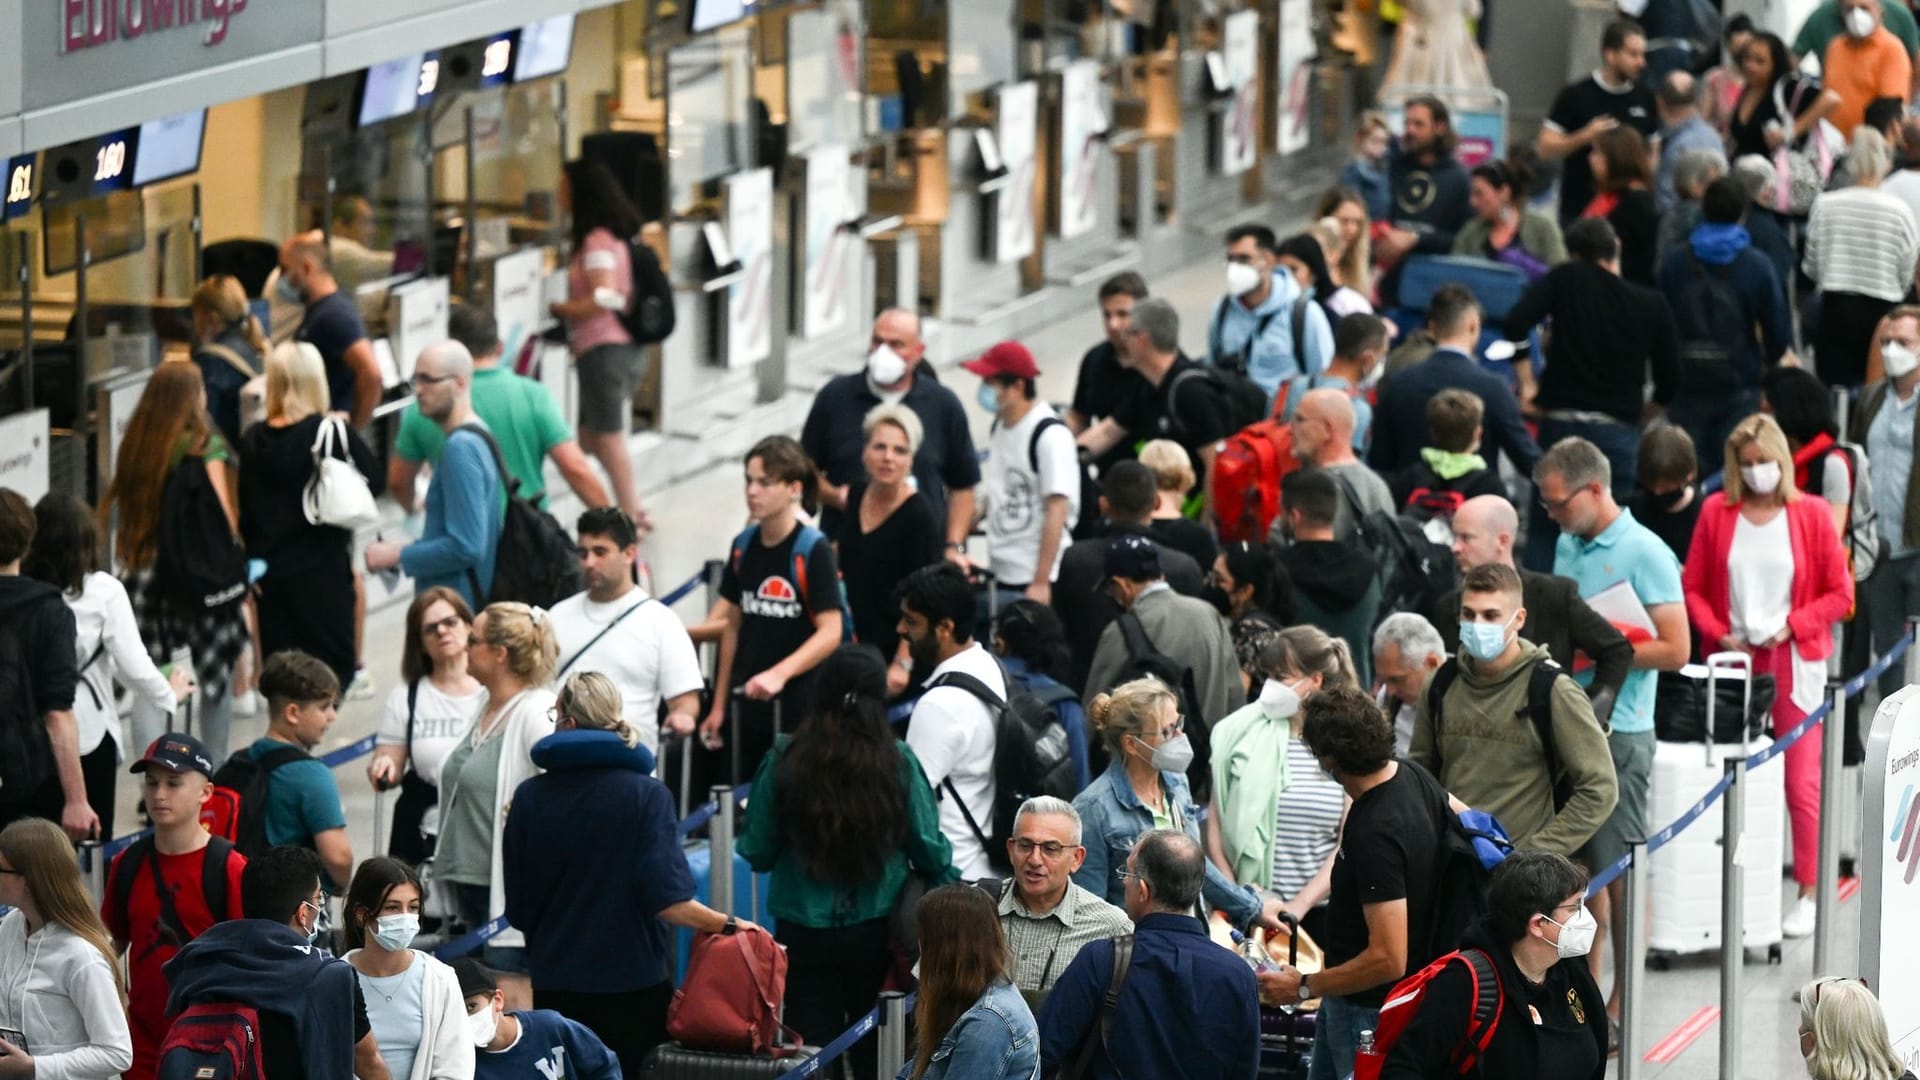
xmin=1647 ymin=653 xmax=1787 ymax=964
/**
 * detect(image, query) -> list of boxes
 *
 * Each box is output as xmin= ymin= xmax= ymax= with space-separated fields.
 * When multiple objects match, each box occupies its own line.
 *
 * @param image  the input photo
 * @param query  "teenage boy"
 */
xmin=457 ymin=959 xmax=621 ymax=1080
xmin=105 ymin=734 xmax=248 ymax=1080
xmin=245 ymin=650 xmax=353 ymax=891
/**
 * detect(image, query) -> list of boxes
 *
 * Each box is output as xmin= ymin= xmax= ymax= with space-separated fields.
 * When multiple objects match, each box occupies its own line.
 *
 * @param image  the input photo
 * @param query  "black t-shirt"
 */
xmin=1148 ymin=516 xmax=1218 ymax=571
xmin=1547 ymin=75 xmax=1658 ymax=223
xmin=1728 ymin=74 xmax=1823 ymax=161
xmin=1321 ymin=761 xmax=1442 ymax=1006
xmin=721 ymin=522 xmax=840 ymax=697
xmin=799 ymin=369 xmax=981 ymax=537
xmin=1628 ymin=489 xmax=1703 ymax=565
xmin=0 ymin=576 xmax=77 ymax=725
xmin=1113 ymin=356 xmax=1232 ymax=485
xmin=835 ymin=482 xmax=944 ymax=658
xmin=295 ymin=291 xmax=370 ymax=416
xmin=261 ymin=978 xmax=371 ymax=1080
xmin=1072 ymin=341 xmax=1147 ymax=469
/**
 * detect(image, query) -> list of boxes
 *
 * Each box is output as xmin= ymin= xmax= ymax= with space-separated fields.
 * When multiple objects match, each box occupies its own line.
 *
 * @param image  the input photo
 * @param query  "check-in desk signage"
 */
xmin=26 ymin=0 xmax=324 ymax=109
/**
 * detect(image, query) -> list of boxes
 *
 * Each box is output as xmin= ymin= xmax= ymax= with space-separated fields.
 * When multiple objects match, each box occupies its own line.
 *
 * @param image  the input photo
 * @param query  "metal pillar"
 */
xmin=877 ymin=992 xmax=910 ymax=1078
xmin=1906 ymin=618 xmax=1920 ymax=688
xmin=79 ymin=840 xmax=104 ymax=906
xmin=709 ymin=784 xmax=735 ymax=916
xmin=1718 ymin=757 xmax=1746 ymax=1080
xmin=1814 ymin=683 xmax=1847 ymax=975
xmin=1618 ymin=840 xmax=1649 ymax=1080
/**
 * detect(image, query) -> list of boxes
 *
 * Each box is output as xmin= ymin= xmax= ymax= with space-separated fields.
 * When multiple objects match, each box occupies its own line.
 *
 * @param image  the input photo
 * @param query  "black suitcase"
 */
xmin=639 ymin=1043 xmax=820 ymax=1078
xmin=1258 ymin=913 xmax=1315 ymax=1079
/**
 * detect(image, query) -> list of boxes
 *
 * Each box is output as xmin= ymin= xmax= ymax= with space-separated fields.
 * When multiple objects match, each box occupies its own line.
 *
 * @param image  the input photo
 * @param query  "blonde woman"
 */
xmin=188 ymin=274 xmax=268 ymax=444
xmin=1797 ymin=977 xmax=1913 ymax=1080
xmin=1138 ymin=439 xmax=1218 ymax=570
xmin=1314 ymin=189 xmax=1374 ymax=298
xmin=435 ymin=602 xmax=558 ymax=972
xmin=238 ymin=342 xmax=380 ymax=689
xmin=1681 ymin=415 xmax=1852 ymax=939
xmin=835 ymin=404 xmax=943 ymax=694
xmin=1070 ymin=676 xmax=1281 ymax=934
xmin=0 ymin=819 xmax=133 ymax=1078
xmin=505 ymin=671 xmax=755 ymax=1073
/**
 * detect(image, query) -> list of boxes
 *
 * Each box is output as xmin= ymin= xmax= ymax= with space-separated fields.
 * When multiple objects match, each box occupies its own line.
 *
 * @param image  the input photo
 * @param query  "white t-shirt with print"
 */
xmin=547 ymin=589 xmax=705 ymax=755
xmin=985 ymin=403 xmax=1080 ymax=587
xmin=375 ymin=679 xmax=484 ymax=836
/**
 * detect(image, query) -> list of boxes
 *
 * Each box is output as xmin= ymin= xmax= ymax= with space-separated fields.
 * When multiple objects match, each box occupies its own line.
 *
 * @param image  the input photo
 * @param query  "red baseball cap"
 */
xmin=963 ymin=341 xmax=1040 ymax=381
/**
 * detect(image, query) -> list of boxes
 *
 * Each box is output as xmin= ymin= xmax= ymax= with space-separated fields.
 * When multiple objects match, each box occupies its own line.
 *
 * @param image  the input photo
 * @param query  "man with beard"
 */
xmin=1537 ymin=20 xmax=1657 ymax=225
xmin=1275 ymin=469 xmax=1381 ymax=685
xmin=546 ymin=508 xmax=703 ymax=759
xmin=1372 ymin=96 xmax=1474 ymax=279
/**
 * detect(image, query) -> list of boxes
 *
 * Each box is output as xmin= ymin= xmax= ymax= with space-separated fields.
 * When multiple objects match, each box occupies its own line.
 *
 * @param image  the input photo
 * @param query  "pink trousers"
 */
xmin=1750 ymin=642 xmax=1819 ymax=888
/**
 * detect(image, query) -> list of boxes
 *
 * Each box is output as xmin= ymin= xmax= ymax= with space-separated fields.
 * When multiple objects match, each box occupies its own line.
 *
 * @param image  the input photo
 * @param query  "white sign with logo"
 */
xmin=995 ymin=81 xmax=1039 ymax=263
xmin=725 ymin=168 xmax=775 ymax=369
xmin=1058 ymin=61 xmax=1106 ymax=240
xmin=1220 ymin=10 xmax=1259 ymax=175
xmin=491 ymin=248 xmax=545 ymax=373
xmin=1865 ymin=686 xmax=1920 ymax=1061
xmin=386 ymin=277 xmax=450 ymax=384
xmin=0 ymin=410 xmax=50 ymax=503
xmin=1276 ymin=0 xmax=1315 ymax=155
xmin=801 ymin=147 xmax=851 ymax=339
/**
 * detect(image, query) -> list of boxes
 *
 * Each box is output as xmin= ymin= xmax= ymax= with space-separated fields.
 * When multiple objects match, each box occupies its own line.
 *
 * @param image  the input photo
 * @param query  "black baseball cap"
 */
xmin=1103 ymin=533 xmax=1162 ymax=584
xmin=128 ymin=734 xmax=215 ymax=779
xmin=453 ymin=958 xmax=499 ymax=998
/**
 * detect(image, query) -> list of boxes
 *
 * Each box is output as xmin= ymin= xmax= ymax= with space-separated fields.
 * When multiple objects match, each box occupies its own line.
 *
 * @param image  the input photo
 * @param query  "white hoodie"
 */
xmin=0 ymin=910 xmax=132 ymax=1080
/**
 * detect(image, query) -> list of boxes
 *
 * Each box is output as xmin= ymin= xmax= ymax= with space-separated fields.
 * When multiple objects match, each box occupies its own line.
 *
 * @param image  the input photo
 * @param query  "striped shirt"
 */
xmin=996 ymin=880 xmax=1136 ymax=1002
xmin=1805 ymin=187 xmax=1920 ymax=303
xmin=1271 ymin=739 xmax=1347 ymax=901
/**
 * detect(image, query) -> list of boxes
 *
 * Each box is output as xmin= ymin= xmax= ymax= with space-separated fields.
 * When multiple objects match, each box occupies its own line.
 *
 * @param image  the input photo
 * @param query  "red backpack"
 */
xmin=1353 ymin=949 xmax=1504 ymax=1080
xmin=156 ymin=1002 xmax=266 ymax=1080
xmin=667 ymin=927 xmax=802 ymax=1056
xmin=1211 ymin=386 xmax=1299 ymax=545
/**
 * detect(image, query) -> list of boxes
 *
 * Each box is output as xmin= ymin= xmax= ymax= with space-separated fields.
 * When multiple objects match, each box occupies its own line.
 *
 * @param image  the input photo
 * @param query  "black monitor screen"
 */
xmin=513 ymin=15 xmax=574 ymax=81
xmin=42 ymin=190 xmax=146 ymax=276
xmin=357 ymin=54 xmax=428 ymax=127
xmin=131 ymin=110 xmax=206 ymax=187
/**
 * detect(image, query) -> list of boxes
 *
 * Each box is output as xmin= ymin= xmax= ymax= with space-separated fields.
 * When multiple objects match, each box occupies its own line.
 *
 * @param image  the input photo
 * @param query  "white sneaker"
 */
xmin=1783 ymin=896 xmax=1817 ymax=938
xmin=230 ymin=689 xmax=260 ymax=719
xmin=345 ymin=667 xmax=376 ymax=702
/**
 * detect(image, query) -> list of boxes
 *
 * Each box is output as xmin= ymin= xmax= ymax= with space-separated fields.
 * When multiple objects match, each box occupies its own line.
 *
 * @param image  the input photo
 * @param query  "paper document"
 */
xmin=1586 ymin=579 xmax=1655 ymax=644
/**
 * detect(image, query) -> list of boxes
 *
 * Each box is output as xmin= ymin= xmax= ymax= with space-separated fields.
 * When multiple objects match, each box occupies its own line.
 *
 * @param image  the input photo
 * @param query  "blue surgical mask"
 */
xmin=275 ymin=274 xmax=304 ymax=306
xmin=1459 ymin=614 xmax=1515 ymax=663
xmin=976 ymin=383 xmax=1001 ymax=414
xmin=299 ymin=900 xmax=322 ymax=945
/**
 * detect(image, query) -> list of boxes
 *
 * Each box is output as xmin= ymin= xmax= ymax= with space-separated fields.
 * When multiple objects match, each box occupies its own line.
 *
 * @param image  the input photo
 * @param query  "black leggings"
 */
xmin=779 ymin=918 xmax=892 ymax=1080
xmin=82 ymin=737 xmax=117 ymax=841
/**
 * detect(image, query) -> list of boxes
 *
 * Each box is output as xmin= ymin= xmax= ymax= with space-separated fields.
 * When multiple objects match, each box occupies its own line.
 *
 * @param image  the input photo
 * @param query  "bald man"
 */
xmin=366 ymin=342 xmax=502 ymax=610
xmin=279 ymin=230 xmax=381 ymax=426
xmin=1270 ymin=388 xmax=1395 ymax=545
xmin=1430 ymin=495 xmax=1631 ymax=725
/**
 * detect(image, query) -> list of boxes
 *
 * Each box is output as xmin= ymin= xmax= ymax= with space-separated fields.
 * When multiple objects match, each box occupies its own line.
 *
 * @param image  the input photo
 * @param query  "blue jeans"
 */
xmin=1308 ymin=994 xmax=1381 ymax=1080
xmin=1524 ymin=415 xmax=1641 ymax=573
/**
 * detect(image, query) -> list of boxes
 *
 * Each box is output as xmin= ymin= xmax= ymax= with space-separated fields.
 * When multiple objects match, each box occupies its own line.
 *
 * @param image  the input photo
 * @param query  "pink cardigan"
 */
xmin=1681 ymin=494 xmax=1854 ymax=662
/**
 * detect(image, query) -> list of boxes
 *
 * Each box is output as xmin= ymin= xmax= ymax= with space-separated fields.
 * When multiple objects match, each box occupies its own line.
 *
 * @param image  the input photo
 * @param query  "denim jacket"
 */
xmin=1069 ymin=758 xmax=1263 ymax=930
xmin=895 ymin=980 xmax=1040 ymax=1080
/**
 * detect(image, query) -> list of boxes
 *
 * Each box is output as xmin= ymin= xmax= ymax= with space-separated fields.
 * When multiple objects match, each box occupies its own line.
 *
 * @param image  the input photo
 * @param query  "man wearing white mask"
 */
xmin=1855 ymin=306 xmax=1920 ymax=698
xmin=455 ymin=959 xmax=621 ymax=1080
xmin=1206 ymin=224 xmax=1332 ymax=411
xmin=1822 ymin=0 xmax=1912 ymax=139
xmin=800 ymin=308 xmax=980 ymax=565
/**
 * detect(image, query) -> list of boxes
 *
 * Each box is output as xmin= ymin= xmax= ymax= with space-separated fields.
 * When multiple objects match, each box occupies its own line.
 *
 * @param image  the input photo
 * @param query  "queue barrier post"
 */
xmin=1906 ymin=619 xmax=1920 ymax=688
xmin=710 ymin=785 xmax=735 ymax=917
xmin=79 ymin=840 xmax=104 ymax=907
xmin=371 ymin=784 xmax=390 ymax=860
xmin=700 ymin=558 xmax=725 ymax=683
xmin=877 ymin=991 xmax=910 ymax=1078
xmin=1717 ymin=755 xmax=1745 ymax=1080
xmin=1618 ymin=840 xmax=1649 ymax=1080
xmin=1813 ymin=683 xmax=1847 ymax=976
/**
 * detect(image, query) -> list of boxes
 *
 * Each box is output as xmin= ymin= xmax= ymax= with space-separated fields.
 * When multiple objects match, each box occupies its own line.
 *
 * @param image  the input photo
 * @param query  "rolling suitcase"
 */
xmin=1258 ymin=913 xmax=1316 ymax=1079
xmin=1647 ymin=653 xmax=1787 ymax=965
xmin=638 ymin=1043 xmax=818 ymax=1077
xmin=675 ymin=843 xmax=775 ymax=983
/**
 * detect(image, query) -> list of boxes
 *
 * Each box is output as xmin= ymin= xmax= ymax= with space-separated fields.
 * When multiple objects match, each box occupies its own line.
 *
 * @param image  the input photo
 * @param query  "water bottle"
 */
xmin=1354 ymin=1028 xmax=1384 ymax=1080
xmin=1229 ymin=929 xmax=1278 ymax=974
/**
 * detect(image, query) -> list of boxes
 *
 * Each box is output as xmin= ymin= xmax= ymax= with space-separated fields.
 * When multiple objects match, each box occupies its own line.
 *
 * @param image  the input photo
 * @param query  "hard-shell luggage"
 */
xmin=675 ymin=843 xmax=774 ymax=982
xmin=1258 ymin=913 xmax=1315 ymax=1079
xmin=1648 ymin=653 xmax=1787 ymax=966
xmin=638 ymin=1043 xmax=818 ymax=1078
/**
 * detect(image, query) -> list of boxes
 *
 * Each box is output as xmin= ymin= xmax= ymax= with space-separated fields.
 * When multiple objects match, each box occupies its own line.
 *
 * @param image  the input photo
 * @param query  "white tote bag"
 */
xmin=303 ymin=416 xmax=379 ymax=530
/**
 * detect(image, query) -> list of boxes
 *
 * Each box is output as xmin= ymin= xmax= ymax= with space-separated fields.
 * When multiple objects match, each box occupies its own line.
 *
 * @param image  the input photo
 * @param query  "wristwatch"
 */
xmin=944 ymin=541 xmax=967 ymax=553
xmin=722 ymin=915 xmax=739 ymax=935
xmin=1298 ymin=975 xmax=1312 ymax=1001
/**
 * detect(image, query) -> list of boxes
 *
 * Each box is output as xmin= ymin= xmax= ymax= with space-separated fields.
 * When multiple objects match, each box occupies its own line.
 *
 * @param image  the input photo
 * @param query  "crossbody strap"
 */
xmin=198 ymin=342 xmax=256 ymax=381
xmin=557 ymin=598 xmax=652 ymax=679
xmin=1063 ymin=933 xmax=1136 ymax=1080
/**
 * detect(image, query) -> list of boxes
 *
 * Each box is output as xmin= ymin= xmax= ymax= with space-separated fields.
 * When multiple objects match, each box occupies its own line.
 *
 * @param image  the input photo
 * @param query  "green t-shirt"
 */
xmin=168 ymin=430 xmax=231 ymax=470
xmin=395 ymin=366 xmax=571 ymax=506
xmin=435 ymin=732 xmax=507 ymax=887
xmin=1795 ymin=0 xmax=1919 ymax=60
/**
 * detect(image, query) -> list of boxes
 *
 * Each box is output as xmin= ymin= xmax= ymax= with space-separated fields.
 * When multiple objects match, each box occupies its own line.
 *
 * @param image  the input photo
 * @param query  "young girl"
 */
xmin=1338 ymin=113 xmax=1392 ymax=222
xmin=699 ymin=435 xmax=845 ymax=788
xmin=0 ymin=819 xmax=133 ymax=1079
xmin=342 ymin=859 xmax=473 ymax=1080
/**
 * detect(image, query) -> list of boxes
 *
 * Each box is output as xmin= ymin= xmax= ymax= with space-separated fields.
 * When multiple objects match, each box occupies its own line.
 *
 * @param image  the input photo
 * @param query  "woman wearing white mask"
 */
xmin=341 ymin=858 xmax=474 ymax=1080
xmin=1378 ymin=851 xmax=1608 ymax=1079
xmin=1682 ymin=414 xmax=1853 ymax=939
xmin=1206 ymin=627 xmax=1356 ymax=943
xmin=1071 ymin=676 xmax=1285 ymax=934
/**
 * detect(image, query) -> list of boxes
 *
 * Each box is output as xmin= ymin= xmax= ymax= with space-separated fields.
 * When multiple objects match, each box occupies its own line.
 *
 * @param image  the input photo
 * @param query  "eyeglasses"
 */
xmin=1808 ymin=977 xmax=1865 ymax=1007
xmin=1117 ymin=868 xmax=1142 ymax=886
xmin=1537 ymin=487 xmax=1588 ymax=514
xmin=421 ymin=616 xmax=464 ymax=636
xmin=1011 ymin=839 xmax=1076 ymax=859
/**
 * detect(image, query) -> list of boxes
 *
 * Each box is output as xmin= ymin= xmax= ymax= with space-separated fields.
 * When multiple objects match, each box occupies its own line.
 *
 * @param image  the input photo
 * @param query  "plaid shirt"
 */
xmin=125 ymin=565 xmax=249 ymax=700
xmin=996 ymin=879 xmax=1136 ymax=1002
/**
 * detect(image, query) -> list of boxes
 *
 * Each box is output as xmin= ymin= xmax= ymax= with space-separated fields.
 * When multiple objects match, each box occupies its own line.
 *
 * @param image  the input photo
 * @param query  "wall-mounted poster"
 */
xmin=995 ymin=81 xmax=1039 ymax=263
xmin=802 ymin=147 xmax=852 ymax=338
xmin=1220 ymin=10 xmax=1259 ymax=175
xmin=1276 ymin=0 xmax=1315 ymax=155
xmin=1058 ymin=60 xmax=1107 ymax=239
xmin=725 ymin=168 xmax=775 ymax=368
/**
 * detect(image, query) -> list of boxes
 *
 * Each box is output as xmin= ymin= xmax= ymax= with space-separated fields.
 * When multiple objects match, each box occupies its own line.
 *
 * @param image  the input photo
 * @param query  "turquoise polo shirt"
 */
xmin=1552 ymin=508 xmax=1684 ymax=734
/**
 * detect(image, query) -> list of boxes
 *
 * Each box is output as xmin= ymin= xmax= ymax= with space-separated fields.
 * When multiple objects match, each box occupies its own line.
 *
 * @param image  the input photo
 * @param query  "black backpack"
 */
xmin=106 ymin=835 xmax=238 ymax=943
xmin=1672 ymin=254 xmax=1749 ymax=391
xmin=1111 ymin=612 xmax=1214 ymax=803
xmin=456 ymin=425 xmax=585 ymax=609
xmin=211 ymin=745 xmax=311 ymax=857
xmin=617 ymin=238 xmax=677 ymax=345
xmin=923 ymin=666 xmax=1079 ymax=875
xmin=0 ymin=615 xmax=55 ymax=795
xmin=1425 ymin=657 xmax=1576 ymax=812
xmin=1402 ymin=759 xmax=1494 ymax=960
xmin=155 ymin=455 xmax=248 ymax=614
xmin=1332 ymin=474 xmax=1457 ymax=631
xmin=1166 ymin=364 xmax=1269 ymax=438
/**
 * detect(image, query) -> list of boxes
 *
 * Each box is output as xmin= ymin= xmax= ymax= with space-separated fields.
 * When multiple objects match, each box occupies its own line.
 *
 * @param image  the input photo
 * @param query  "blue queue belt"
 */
xmin=781 ymin=993 xmax=919 ymax=1079
xmin=1585 ymin=629 xmax=1914 ymax=896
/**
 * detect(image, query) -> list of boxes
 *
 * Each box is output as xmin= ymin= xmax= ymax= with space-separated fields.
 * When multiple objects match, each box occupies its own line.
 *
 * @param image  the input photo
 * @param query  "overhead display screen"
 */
xmin=513 ymin=15 xmax=575 ymax=81
xmin=131 ymin=110 xmax=207 ymax=187
xmin=690 ymin=0 xmax=750 ymax=34
xmin=358 ymin=54 xmax=429 ymax=127
xmin=3 ymin=156 xmax=34 ymax=221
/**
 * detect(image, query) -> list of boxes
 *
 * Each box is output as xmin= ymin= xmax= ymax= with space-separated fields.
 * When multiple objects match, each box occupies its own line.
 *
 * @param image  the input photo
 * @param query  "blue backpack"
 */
xmin=727 ymin=523 xmax=856 ymax=643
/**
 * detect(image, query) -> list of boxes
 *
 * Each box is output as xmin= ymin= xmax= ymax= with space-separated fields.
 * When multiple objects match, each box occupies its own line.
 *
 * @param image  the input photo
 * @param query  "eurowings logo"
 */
xmin=1894 ymin=784 xmax=1919 ymax=885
